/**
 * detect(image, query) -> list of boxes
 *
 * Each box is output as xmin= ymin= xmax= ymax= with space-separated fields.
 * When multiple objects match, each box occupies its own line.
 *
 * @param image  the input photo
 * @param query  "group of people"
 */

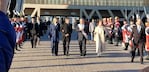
xmin=48 ymin=16 xmax=149 ymax=65
xmin=1 ymin=0 xmax=149 ymax=72
xmin=10 ymin=16 xmax=49 ymax=53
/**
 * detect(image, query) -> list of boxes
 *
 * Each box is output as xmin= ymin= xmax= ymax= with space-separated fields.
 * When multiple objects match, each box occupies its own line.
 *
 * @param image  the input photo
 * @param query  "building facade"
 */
xmin=23 ymin=0 xmax=149 ymax=20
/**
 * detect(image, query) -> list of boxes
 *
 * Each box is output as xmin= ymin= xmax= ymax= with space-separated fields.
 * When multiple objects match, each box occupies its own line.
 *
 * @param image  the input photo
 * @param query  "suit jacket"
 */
xmin=94 ymin=26 xmax=105 ymax=43
xmin=61 ymin=23 xmax=72 ymax=41
xmin=130 ymin=25 xmax=145 ymax=45
xmin=49 ymin=23 xmax=60 ymax=42
xmin=76 ymin=24 xmax=89 ymax=41
xmin=29 ymin=23 xmax=39 ymax=37
xmin=0 ymin=11 xmax=16 ymax=72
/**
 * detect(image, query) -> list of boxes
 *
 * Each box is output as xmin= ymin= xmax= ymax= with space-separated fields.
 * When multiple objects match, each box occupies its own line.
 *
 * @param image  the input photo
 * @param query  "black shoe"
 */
xmin=115 ymin=45 xmax=118 ymax=46
xmin=55 ymin=53 xmax=58 ymax=56
xmin=19 ymin=46 xmax=23 ymax=48
xmin=111 ymin=43 xmax=113 ymax=44
xmin=124 ymin=48 xmax=128 ymax=50
xmin=141 ymin=62 xmax=143 ymax=64
xmin=66 ymin=54 xmax=69 ymax=56
xmin=16 ymin=49 xmax=21 ymax=51
xmin=131 ymin=59 xmax=134 ymax=63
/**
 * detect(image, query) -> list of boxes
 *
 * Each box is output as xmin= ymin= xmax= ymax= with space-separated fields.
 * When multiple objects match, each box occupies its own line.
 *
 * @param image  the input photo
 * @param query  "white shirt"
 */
xmin=137 ymin=25 xmax=141 ymax=33
xmin=78 ymin=24 xmax=84 ymax=30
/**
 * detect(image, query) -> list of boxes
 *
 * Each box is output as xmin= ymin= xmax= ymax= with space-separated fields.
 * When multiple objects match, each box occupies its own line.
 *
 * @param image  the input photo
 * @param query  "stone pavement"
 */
xmin=9 ymin=41 xmax=149 ymax=72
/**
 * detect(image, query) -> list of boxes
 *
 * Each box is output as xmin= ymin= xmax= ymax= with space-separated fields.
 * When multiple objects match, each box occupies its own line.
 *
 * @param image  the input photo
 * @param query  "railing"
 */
xmin=24 ymin=0 xmax=149 ymax=6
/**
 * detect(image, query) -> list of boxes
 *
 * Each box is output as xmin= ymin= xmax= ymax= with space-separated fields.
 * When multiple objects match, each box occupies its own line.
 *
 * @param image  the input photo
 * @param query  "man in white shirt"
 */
xmin=130 ymin=18 xmax=145 ymax=64
xmin=77 ymin=18 xmax=89 ymax=56
xmin=89 ymin=19 xmax=96 ymax=41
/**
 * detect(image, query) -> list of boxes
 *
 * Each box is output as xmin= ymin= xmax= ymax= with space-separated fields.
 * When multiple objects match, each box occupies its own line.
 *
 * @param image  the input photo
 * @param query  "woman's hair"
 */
xmin=52 ymin=17 xmax=58 ymax=24
xmin=97 ymin=19 xmax=103 ymax=25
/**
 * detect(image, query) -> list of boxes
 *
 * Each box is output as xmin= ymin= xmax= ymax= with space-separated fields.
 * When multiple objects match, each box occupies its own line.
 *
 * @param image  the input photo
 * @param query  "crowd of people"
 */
xmin=1 ymin=0 xmax=149 ymax=72
xmin=10 ymin=16 xmax=49 ymax=53
xmin=47 ymin=16 xmax=149 ymax=65
xmin=7 ymin=14 xmax=149 ymax=65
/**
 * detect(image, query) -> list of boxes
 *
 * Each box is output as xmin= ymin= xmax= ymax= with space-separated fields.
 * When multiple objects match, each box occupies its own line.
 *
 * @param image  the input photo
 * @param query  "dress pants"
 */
xmin=115 ymin=37 xmax=120 ymax=46
xmin=90 ymin=32 xmax=94 ymax=41
xmin=51 ymin=42 xmax=59 ymax=56
xmin=63 ymin=37 xmax=70 ymax=55
xmin=131 ymin=42 xmax=144 ymax=64
xmin=79 ymin=38 xmax=86 ymax=56
xmin=30 ymin=34 xmax=37 ymax=48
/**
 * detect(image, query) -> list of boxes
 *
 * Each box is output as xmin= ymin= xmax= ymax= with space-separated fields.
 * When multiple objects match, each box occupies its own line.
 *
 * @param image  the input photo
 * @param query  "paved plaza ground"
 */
xmin=9 ymin=40 xmax=149 ymax=72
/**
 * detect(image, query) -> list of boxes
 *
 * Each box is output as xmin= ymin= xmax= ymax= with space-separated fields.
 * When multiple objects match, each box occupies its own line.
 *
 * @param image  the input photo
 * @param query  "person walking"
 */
xmin=61 ymin=18 xmax=72 ymax=56
xmin=130 ymin=18 xmax=145 ymax=64
xmin=145 ymin=22 xmax=149 ymax=60
xmin=121 ymin=19 xmax=129 ymax=50
xmin=29 ymin=17 xmax=39 ymax=48
xmin=114 ymin=16 xmax=122 ymax=46
xmin=94 ymin=20 xmax=105 ymax=56
xmin=49 ymin=17 xmax=60 ymax=56
xmin=89 ymin=19 xmax=96 ymax=41
xmin=76 ymin=18 xmax=89 ymax=56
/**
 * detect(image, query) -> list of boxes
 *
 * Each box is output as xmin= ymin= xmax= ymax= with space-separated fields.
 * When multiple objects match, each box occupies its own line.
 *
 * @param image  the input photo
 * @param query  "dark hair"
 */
xmin=123 ymin=19 xmax=127 ymax=22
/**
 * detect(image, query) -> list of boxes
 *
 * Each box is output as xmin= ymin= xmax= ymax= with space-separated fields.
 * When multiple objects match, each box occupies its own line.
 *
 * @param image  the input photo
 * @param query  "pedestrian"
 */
xmin=94 ymin=19 xmax=105 ymax=56
xmin=29 ymin=17 xmax=39 ymax=48
xmin=0 ymin=0 xmax=16 ymax=72
xmin=76 ymin=18 xmax=89 ymax=56
xmin=89 ymin=19 xmax=96 ymax=41
xmin=36 ymin=16 xmax=43 ymax=45
xmin=61 ymin=18 xmax=72 ymax=56
xmin=107 ymin=17 xmax=114 ymax=44
xmin=121 ymin=19 xmax=129 ymax=50
xmin=12 ymin=16 xmax=21 ymax=51
xmin=114 ymin=16 xmax=122 ymax=46
xmin=49 ymin=17 xmax=60 ymax=56
xmin=145 ymin=22 xmax=149 ymax=60
xmin=130 ymin=18 xmax=145 ymax=64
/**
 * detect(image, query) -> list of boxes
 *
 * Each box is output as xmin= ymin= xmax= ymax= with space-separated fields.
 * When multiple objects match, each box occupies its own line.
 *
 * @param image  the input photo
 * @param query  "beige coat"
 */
xmin=94 ymin=26 xmax=105 ymax=53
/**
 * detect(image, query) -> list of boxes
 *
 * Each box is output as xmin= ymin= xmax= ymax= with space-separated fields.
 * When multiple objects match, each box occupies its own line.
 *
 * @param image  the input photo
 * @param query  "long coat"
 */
xmin=94 ymin=26 xmax=105 ymax=53
xmin=49 ymin=23 xmax=60 ymax=42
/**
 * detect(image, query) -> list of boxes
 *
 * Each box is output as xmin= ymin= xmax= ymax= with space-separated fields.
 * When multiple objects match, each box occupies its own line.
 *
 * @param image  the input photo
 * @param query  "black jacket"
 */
xmin=61 ymin=23 xmax=72 ymax=41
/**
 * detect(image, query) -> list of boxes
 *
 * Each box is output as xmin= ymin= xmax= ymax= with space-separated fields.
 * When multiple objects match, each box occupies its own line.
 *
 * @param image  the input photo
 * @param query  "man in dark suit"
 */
xmin=77 ymin=18 xmax=89 ymax=56
xmin=0 ymin=0 xmax=16 ymax=72
xmin=130 ymin=18 xmax=146 ymax=64
xmin=29 ymin=17 xmax=39 ymax=48
xmin=61 ymin=18 xmax=72 ymax=56
xmin=49 ymin=17 xmax=60 ymax=56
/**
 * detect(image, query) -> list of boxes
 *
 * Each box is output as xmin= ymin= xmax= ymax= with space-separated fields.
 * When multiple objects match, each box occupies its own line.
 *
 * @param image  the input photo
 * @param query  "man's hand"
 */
xmin=80 ymin=28 xmax=84 ymax=31
xmin=48 ymin=36 xmax=51 ymax=39
xmin=62 ymin=30 xmax=64 ymax=32
xmin=65 ymin=34 xmax=69 ymax=37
